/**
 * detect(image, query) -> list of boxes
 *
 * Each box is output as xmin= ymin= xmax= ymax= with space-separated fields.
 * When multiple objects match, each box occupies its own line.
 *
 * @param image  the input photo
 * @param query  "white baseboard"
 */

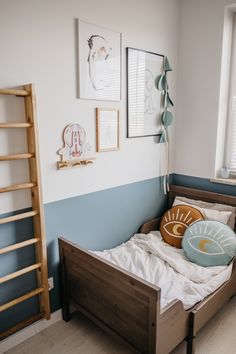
xmin=0 ymin=309 xmax=62 ymax=354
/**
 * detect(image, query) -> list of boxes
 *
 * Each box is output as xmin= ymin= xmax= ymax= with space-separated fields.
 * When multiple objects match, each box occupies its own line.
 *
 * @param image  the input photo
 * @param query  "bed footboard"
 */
xmin=59 ymin=237 xmax=162 ymax=354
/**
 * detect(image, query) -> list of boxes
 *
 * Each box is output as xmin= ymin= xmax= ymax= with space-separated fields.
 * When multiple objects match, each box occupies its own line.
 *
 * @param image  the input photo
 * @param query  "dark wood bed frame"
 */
xmin=59 ymin=185 xmax=236 ymax=354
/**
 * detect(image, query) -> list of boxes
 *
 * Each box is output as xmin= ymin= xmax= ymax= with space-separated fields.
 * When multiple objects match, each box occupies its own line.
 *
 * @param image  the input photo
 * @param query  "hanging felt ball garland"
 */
xmin=155 ymin=56 xmax=173 ymax=194
xmin=155 ymin=56 xmax=174 ymax=143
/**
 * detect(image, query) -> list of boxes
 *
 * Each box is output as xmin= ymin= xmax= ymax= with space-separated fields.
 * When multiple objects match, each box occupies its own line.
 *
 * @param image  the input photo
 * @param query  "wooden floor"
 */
xmin=4 ymin=296 xmax=236 ymax=354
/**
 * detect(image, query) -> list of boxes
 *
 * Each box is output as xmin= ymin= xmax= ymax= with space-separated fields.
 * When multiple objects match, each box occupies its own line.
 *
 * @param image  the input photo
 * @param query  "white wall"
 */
xmin=175 ymin=0 xmax=235 ymax=178
xmin=0 ymin=0 xmax=180 ymax=214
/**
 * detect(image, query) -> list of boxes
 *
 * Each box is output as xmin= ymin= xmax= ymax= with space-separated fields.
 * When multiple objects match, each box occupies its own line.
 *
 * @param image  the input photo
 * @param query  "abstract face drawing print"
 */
xmin=78 ymin=20 xmax=121 ymax=101
xmin=87 ymin=35 xmax=112 ymax=91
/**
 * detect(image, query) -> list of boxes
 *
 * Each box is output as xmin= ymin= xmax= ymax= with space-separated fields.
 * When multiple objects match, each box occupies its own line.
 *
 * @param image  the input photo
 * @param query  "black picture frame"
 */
xmin=126 ymin=47 xmax=164 ymax=138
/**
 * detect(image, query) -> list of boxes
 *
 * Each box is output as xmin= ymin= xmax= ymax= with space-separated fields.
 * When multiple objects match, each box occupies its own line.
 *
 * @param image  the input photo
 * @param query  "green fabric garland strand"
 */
xmin=156 ymin=56 xmax=174 ymax=143
xmin=155 ymin=56 xmax=173 ymax=193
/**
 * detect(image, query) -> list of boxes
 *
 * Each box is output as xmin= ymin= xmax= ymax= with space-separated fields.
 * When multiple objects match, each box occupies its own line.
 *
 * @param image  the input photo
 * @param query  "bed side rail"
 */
xmin=139 ymin=217 xmax=162 ymax=234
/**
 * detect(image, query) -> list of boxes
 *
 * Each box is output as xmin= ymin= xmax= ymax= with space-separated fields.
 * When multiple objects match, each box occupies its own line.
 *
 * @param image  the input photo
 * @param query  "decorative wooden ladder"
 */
xmin=0 ymin=84 xmax=50 ymax=339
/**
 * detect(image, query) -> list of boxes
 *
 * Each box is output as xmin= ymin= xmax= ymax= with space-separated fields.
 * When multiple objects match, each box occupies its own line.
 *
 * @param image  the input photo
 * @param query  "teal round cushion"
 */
xmin=182 ymin=220 xmax=236 ymax=267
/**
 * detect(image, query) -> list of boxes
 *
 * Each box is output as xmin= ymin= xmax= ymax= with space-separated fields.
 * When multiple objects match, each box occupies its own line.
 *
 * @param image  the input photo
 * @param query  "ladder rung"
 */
xmin=0 ymin=313 xmax=43 ymax=340
xmin=0 ymin=210 xmax=38 ymax=224
xmin=0 ymin=238 xmax=40 ymax=255
xmin=0 ymin=263 xmax=41 ymax=284
xmin=0 ymin=123 xmax=32 ymax=128
xmin=0 ymin=313 xmax=44 ymax=341
xmin=0 ymin=287 xmax=44 ymax=312
xmin=0 ymin=182 xmax=36 ymax=193
xmin=0 ymin=89 xmax=30 ymax=97
xmin=0 ymin=153 xmax=34 ymax=161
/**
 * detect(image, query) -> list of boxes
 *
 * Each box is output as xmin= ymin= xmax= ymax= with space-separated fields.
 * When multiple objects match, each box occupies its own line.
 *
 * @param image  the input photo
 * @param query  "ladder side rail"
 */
xmin=24 ymin=84 xmax=50 ymax=319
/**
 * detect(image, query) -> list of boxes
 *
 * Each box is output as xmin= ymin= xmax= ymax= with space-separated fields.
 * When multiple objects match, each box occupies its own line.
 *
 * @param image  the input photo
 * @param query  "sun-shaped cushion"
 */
xmin=160 ymin=205 xmax=204 ymax=248
xmin=182 ymin=220 xmax=236 ymax=266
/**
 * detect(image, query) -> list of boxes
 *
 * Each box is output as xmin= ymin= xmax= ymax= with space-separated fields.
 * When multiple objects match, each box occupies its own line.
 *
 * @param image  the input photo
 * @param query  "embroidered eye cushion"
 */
xmin=160 ymin=205 xmax=204 ymax=248
xmin=182 ymin=220 xmax=236 ymax=266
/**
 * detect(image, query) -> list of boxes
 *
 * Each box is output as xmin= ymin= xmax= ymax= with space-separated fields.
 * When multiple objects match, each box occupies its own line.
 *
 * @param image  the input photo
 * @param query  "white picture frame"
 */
xmin=78 ymin=20 xmax=121 ymax=101
xmin=96 ymin=108 xmax=120 ymax=152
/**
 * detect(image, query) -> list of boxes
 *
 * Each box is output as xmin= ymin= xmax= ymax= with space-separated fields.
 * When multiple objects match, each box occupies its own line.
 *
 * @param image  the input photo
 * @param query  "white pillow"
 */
xmin=173 ymin=198 xmax=232 ymax=225
xmin=173 ymin=196 xmax=236 ymax=229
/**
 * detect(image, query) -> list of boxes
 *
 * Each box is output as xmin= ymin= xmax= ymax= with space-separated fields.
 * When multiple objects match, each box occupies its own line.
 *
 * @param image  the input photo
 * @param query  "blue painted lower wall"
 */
xmin=0 ymin=209 xmax=39 ymax=335
xmin=0 ymin=176 xmax=167 ymax=334
xmin=172 ymin=174 xmax=236 ymax=196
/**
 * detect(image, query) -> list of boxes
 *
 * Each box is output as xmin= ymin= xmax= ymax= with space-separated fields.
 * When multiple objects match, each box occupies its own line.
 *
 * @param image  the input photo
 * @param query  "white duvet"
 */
xmin=93 ymin=231 xmax=232 ymax=310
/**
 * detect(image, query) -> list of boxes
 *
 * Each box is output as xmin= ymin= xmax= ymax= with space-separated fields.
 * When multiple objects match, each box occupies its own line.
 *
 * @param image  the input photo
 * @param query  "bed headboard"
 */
xmin=168 ymin=184 xmax=236 ymax=209
xmin=140 ymin=184 xmax=236 ymax=234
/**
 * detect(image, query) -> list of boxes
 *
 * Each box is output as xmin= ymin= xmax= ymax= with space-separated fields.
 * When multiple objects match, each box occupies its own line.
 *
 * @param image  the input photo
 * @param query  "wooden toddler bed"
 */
xmin=59 ymin=185 xmax=236 ymax=354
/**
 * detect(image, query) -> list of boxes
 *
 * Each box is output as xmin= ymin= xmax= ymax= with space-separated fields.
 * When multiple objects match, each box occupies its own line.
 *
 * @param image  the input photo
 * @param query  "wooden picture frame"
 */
xmin=96 ymin=108 xmax=120 ymax=152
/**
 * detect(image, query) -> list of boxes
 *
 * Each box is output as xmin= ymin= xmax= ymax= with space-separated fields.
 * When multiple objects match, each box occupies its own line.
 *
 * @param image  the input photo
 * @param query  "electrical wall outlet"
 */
xmin=48 ymin=277 xmax=54 ymax=291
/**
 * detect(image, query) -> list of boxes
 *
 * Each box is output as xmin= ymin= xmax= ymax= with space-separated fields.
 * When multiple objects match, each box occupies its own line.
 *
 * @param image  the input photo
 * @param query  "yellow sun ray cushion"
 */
xmin=160 ymin=205 xmax=204 ymax=248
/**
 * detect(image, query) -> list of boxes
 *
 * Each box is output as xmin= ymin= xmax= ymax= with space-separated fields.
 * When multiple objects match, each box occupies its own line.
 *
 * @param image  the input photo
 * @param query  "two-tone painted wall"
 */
xmin=2 ymin=0 xmax=235 ymax=336
xmin=0 ymin=0 xmax=180 ymax=333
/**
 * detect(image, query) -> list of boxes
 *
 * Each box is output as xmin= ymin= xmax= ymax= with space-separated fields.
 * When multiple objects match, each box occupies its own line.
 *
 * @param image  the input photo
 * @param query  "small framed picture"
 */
xmin=96 ymin=108 xmax=120 ymax=152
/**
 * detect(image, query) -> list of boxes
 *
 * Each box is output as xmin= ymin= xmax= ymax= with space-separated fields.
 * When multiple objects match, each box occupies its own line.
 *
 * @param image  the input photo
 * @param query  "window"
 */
xmin=224 ymin=13 xmax=236 ymax=172
xmin=216 ymin=8 xmax=236 ymax=181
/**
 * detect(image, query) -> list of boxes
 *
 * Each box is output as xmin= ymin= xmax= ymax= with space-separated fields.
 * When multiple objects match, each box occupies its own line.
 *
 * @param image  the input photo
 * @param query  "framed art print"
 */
xmin=127 ymin=47 xmax=164 ymax=137
xmin=78 ymin=20 xmax=121 ymax=101
xmin=96 ymin=108 xmax=119 ymax=152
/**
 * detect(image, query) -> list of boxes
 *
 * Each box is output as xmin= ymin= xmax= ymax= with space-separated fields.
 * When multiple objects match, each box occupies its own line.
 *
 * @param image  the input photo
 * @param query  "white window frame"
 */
xmin=224 ymin=13 xmax=236 ymax=173
xmin=214 ymin=6 xmax=236 ymax=183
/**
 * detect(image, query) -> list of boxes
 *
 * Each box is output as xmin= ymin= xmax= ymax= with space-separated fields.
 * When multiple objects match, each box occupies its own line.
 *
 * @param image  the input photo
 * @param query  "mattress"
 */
xmin=93 ymin=231 xmax=232 ymax=310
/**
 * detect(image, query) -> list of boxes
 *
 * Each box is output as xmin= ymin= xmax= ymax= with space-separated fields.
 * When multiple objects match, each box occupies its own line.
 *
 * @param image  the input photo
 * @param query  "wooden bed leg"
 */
xmin=62 ymin=302 xmax=71 ymax=322
xmin=186 ymin=335 xmax=195 ymax=354
xmin=59 ymin=240 xmax=71 ymax=322
xmin=186 ymin=313 xmax=195 ymax=354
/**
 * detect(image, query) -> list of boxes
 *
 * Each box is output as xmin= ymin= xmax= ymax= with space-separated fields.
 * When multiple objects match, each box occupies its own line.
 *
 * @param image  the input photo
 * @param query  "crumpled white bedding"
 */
xmin=93 ymin=231 xmax=232 ymax=310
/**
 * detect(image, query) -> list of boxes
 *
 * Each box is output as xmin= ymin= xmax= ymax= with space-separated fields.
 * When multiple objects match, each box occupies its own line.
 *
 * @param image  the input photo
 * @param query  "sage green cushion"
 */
xmin=182 ymin=220 xmax=236 ymax=267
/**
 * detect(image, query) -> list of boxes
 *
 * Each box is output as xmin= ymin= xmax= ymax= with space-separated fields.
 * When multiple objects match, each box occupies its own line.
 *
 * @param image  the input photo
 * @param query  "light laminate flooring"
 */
xmin=5 ymin=296 xmax=236 ymax=354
